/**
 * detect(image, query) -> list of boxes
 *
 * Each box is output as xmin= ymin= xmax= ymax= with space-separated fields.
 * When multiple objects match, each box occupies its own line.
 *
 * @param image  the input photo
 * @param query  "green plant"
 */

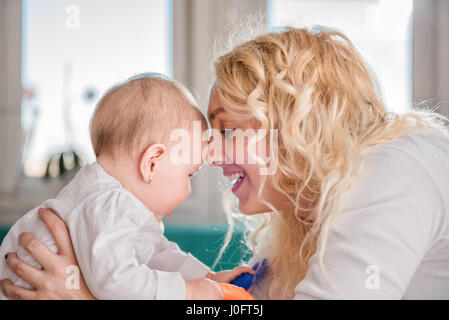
xmin=44 ymin=150 xmax=82 ymax=180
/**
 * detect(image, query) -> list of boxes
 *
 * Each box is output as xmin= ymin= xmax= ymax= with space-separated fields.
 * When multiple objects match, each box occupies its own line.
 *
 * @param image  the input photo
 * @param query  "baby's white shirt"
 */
xmin=251 ymin=132 xmax=449 ymax=299
xmin=0 ymin=163 xmax=211 ymax=300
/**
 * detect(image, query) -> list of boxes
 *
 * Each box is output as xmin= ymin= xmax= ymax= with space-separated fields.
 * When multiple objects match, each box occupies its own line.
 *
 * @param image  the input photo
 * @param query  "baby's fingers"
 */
xmin=224 ymin=265 xmax=255 ymax=282
xmin=232 ymin=265 xmax=256 ymax=276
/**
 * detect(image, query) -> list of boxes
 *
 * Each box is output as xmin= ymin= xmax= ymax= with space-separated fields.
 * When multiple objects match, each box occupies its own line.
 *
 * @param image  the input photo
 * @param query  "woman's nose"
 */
xmin=206 ymin=151 xmax=225 ymax=167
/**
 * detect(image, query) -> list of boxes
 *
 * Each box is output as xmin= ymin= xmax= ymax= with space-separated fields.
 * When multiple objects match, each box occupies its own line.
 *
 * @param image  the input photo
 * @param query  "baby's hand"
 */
xmin=206 ymin=265 xmax=255 ymax=283
xmin=185 ymin=278 xmax=224 ymax=300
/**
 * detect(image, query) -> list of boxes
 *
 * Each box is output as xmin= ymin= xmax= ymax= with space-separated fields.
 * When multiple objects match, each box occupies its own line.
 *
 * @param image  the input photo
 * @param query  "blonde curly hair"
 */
xmin=213 ymin=26 xmax=449 ymax=299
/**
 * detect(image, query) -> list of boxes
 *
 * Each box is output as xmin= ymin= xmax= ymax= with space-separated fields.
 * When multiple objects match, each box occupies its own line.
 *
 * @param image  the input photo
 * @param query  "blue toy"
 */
xmin=231 ymin=259 xmax=268 ymax=291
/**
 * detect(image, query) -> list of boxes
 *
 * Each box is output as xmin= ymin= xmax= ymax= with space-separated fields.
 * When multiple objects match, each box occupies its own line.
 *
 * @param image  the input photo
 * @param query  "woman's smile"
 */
xmin=231 ymin=172 xmax=246 ymax=193
xmin=223 ymin=169 xmax=247 ymax=192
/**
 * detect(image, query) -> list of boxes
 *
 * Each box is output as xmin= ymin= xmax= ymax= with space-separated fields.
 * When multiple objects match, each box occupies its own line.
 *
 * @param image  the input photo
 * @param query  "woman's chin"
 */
xmin=238 ymin=200 xmax=270 ymax=215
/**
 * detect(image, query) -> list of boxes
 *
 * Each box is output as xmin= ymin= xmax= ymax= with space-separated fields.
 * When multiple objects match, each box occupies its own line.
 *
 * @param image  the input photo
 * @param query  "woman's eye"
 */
xmin=220 ymin=129 xmax=235 ymax=140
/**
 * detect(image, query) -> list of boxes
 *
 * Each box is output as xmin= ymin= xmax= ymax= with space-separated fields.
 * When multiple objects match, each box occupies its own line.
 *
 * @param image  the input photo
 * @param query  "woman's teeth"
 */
xmin=228 ymin=172 xmax=246 ymax=185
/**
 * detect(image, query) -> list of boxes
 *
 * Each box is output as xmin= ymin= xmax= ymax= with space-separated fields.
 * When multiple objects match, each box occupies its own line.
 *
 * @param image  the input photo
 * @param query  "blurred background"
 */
xmin=0 ymin=0 xmax=448 ymax=270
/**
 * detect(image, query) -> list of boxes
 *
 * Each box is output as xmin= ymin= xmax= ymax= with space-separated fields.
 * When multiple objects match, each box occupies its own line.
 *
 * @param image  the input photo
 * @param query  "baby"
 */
xmin=0 ymin=73 xmax=250 ymax=300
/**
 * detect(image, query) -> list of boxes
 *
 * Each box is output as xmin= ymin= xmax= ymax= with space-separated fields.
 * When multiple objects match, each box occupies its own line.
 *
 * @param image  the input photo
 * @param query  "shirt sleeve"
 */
xmin=294 ymin=146 xmax=445 ymax=299
xmin=66 ymin=190 xmax=186 ymax=300
xmin=147 ymin=227 xmax=212 ymax=281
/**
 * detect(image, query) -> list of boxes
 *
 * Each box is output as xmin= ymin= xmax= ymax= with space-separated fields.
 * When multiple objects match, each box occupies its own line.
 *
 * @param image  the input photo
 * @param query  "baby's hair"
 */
xmin=90 ymin=72 xmax=207 ymax=158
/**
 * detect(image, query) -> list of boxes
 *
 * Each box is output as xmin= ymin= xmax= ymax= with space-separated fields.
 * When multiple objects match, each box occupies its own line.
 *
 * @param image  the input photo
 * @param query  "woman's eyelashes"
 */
xmin=189 ymin=171 xmax=199 ymax=179
xmin=220 ymin=128 xmax=236 ymax=140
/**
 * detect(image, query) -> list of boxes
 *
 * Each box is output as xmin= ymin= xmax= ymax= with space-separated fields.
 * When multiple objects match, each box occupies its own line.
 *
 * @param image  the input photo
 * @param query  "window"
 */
xmin=268 ymin=0 xmax=413 ymax=114
xmin=22 ymin=0 xmax=172 ymax=177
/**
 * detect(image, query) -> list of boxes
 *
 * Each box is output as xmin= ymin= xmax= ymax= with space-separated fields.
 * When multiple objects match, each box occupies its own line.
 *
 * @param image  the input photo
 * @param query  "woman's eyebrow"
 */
xmin=208 ymin=107 xmax=225 ymax=121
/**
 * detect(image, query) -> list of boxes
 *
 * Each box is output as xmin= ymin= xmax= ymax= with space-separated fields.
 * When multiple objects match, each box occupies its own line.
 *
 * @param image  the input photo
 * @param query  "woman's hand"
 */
xmin=0 ymin=208 xmax=96 ymax=300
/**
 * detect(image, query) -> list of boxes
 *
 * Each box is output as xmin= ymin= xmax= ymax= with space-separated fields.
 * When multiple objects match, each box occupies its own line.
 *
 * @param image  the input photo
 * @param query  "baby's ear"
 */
xmin=139 ymin=144 xmax=166 ymax=183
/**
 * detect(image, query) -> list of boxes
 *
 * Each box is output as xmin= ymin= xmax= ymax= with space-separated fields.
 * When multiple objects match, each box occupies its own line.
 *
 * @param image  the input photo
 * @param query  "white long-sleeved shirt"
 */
xmin=0 ymin=163 xmax=211 ymax=300
xmin=251 ymin=132 xmax=449 ymax=299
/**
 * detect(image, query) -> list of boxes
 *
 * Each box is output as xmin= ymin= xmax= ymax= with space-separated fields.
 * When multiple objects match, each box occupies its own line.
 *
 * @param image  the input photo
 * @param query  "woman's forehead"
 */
xmin=207 ymin=88 xmax=253 ymax=125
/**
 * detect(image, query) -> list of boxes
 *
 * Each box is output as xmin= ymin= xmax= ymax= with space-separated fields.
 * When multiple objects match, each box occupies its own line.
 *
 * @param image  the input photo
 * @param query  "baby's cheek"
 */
xmin=170 ymin=179 xmax=191 ymax=208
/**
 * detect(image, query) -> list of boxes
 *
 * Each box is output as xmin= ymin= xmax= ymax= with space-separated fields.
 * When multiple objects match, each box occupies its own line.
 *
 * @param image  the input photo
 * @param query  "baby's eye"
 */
xmin=220 ymin=129 xmax=236 ymax=140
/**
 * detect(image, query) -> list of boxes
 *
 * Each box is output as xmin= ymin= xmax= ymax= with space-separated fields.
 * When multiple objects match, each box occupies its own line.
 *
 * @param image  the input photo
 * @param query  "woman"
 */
xmin=2 ymin=27 xmax=449 ymax=299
